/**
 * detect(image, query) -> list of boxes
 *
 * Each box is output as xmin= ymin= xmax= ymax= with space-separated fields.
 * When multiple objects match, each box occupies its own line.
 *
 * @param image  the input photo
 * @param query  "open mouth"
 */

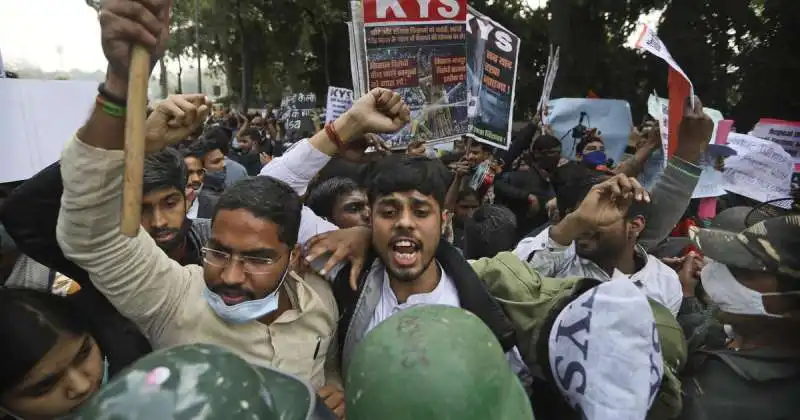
xmin=154 ymin=232 xmax=176 ymax=243
xmin=390 ymin=238 xmax=421 ymax=268
xmin=220 ymin=293 xmax=248 ymax=306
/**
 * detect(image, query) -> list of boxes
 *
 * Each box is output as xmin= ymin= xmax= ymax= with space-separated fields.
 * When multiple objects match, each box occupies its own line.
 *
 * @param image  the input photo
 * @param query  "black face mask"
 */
xmin=204 ymin=170 xmax=226 ymax=192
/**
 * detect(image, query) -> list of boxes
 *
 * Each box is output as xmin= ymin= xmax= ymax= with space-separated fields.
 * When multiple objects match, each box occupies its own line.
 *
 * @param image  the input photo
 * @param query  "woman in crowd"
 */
xmin=0 ymin=289 xmax=109 ymax=419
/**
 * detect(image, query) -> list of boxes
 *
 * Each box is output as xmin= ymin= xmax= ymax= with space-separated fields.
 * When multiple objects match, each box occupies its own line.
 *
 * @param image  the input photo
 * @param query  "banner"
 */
xmin=750 ymin=118 xmax=800 ymax=172
xmin=362 ymin=0 xmax=469 ymax=148
xmin=722 ymin=133 xmax=793 ymax=203
xmin=635 ymin=25 xmax=694 ymax=159
xmin=280 ymin=93 xmax=318 ymax=135
xmin=0 ymin=79 xmax=96 ymax=182
xmin=465 ymin=7 xmax=520 ymax=150
xmin=547 ymin=98 xmax=633 ymax=163
xmin=325 ymin=87 xmax=354 ymax=124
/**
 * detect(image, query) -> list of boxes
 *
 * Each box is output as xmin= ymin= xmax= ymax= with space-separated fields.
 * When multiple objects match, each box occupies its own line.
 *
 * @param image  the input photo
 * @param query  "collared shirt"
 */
xmin=363 ymin=261 xmax=529 ymax=376
xmin=514 ymin=227 xmax=683 ymax=315
xmin=187 ymin=195 xmax=200 ymax=219
xmin=366 ymin=262 xmax=460 ymax=332
xmin=57 ymin=137 xmax=341 ymax=388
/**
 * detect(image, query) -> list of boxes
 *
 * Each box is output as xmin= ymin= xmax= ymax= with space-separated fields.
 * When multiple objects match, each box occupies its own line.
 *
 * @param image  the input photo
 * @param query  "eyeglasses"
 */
xmin=201 ymin=248 xmax=282 ymax=274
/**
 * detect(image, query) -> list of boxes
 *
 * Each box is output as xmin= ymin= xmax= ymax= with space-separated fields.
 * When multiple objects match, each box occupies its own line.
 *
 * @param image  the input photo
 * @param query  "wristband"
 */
xmin=324 ymin=122 xmax=345 ymax=149
xmin=97 ymin=82 xmax=127 ymax=107
xmin=96 ymin=95 xmax=126 ymax=118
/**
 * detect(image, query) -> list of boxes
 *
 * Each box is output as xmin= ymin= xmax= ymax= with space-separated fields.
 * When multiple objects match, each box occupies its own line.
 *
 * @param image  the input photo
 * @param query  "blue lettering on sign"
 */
xmin=553 ymin=286 xmax=600 ymax=402
xmin=555 ymin=356 xmax=588 ymax=395
xmin=649 ymin=324 xmax=663 ymax=401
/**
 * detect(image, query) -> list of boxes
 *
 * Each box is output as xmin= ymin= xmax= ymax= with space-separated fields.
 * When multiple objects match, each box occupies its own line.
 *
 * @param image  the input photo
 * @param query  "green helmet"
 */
xmin=70 ymin=344 xmax=336 ymax=420
xmin=345 ymin=305 xmax=534 ymax=420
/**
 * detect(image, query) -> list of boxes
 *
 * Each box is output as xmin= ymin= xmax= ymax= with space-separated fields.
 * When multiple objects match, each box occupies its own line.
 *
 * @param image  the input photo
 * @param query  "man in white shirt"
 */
xmin=514 ymin=175 xmax=683 ymax=315
xmin=260 ymin=119 xmax=527 ymax=378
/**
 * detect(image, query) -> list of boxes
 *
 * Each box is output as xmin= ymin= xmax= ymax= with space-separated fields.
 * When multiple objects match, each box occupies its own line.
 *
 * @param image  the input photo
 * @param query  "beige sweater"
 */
xmin=56 ymin=137 xmax=340 ymax=388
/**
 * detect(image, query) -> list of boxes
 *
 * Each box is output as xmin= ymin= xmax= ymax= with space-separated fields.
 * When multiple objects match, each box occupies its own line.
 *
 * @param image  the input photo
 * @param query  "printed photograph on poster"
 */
xmin=465 ymin=7 xmax=520 ymax=150
xmin=362 ymin=0 xmax=469 ymax=148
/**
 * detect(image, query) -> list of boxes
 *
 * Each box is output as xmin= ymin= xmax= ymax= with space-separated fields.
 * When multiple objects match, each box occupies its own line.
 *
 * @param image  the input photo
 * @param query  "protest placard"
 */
xmin=280 ymin=92 xmax=318 ymax=135
xmin=0 ymin=79 xmax=96 ymax=182
xmin=464 ymin=7 xmax=520 ymax=150
xmin=750 ymin=118 xmax=800 ymax=172
xmin=722 ymin=133 xmax=793 ymax=203
xmin=547 ymin=98 xmax=633 ymax=163
xmin=636 ymin=25 xmax=693 ymax=158
xmin=362 ymin=0 xmax=469 ymax=148
xmin=325 ymin=87 xmax=354 ymax=124
xmin=642 ymin=95 xmax=728 ymax=196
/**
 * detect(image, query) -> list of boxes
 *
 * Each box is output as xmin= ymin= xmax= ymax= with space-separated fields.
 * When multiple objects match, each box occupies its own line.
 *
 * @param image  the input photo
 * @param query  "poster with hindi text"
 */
xmin=465 ymin=7 xmax=520 ymax=150
xmin=362 ymin=0 xmax=468 ymax=148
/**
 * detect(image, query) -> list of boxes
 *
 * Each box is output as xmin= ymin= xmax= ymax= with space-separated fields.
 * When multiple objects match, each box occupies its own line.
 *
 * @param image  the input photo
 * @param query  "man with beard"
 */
xmin=182 ymin=144 xmax=218 ymax=219
xmin=512 ymin=174 xmax=683 ymax=315
xmin=54 ymin=2 xmax=410 ymax=416
xmin=261 ymin=121 xmax=529 ymax=379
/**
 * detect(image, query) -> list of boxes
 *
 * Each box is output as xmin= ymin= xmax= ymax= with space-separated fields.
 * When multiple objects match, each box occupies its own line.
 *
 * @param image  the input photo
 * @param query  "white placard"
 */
xmin=722 ymin=133 xmax=793 ymax=203
xmin=325 ymin=86 xmax=354 ymax=124
xmin=0 ymin=79 xmax=97 ymax=182
xmin=750 ymin=118 xmax=800 ymax=172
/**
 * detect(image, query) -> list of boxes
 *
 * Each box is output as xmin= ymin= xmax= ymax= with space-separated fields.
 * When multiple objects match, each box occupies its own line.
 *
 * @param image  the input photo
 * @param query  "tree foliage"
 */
xmin=85 ymin=0 xmax=798 ymax=128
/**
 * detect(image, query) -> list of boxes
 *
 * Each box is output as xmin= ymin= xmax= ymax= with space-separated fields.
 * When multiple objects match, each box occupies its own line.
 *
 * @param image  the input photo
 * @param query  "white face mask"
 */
xmin=701 ymin=261 xmax=797 ymax=318
xmin=202 ymin=252 xmax=292 ymax=324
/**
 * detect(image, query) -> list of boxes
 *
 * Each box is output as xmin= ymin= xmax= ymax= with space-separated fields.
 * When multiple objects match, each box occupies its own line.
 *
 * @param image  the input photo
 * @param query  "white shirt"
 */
xmin=186 ymin=193 xmax=200 ymax=220
xmin=365 ymin=262 xmax=529 ymax=376
xmin=514 ymin=227 xmax=683 ymax=316
xmin=366 ymin=263 xmax=460 ymax=332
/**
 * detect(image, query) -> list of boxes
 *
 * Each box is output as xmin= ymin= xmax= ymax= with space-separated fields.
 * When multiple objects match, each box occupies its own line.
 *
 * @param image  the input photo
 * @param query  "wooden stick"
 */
xmin=121 ymin=46 xmax=151 ymax=237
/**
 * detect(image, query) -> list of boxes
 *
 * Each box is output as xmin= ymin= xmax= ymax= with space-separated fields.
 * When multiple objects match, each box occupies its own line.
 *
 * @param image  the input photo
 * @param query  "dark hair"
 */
xmin=551 ymin=163 xmax=608 ymax=217
xmin=143 ymin=148 xmax=188 ymax=196
xmin=202 ymin=126 xmax=232 ymax=155
xmin=364 ymin=154 xmax=450 ymax=208
xmin=439 ymin=151 xmax=465 ymax=166
xmin=306 ymin=177 xmax=362 ymax=220
xmin=0 ymin=289 xmax=92 ymax=394
xmin=470 ymin=142 xmax=494 ymax=153
xmin=238 ymin=128 xmax=262 ymax=142
xmin=457 ymin=188 xmax=479 ymax=203
xmin=576 ymin=135 xmax=604 ymax=156
xmin=214 ymin=176 xmax=302 ymax=246
xmin=308 ymin=158 xmax=366 ymax=194
xmin=181 ymin=140 xmax=207 ymax=160
xmin=463 ymin=205 xmax=518 ymax=260
xmin=532 ymin=134 xmax=561 ymax=151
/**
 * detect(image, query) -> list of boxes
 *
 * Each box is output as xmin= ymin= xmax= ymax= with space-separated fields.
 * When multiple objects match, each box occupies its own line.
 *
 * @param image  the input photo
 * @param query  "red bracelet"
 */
xmin=324 ymin=122 xmax=345 ymax=150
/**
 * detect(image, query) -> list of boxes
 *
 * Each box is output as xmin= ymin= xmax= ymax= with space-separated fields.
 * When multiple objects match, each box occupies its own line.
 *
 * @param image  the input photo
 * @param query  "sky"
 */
xmin=0 ymin=0 xmax=658 ymax=73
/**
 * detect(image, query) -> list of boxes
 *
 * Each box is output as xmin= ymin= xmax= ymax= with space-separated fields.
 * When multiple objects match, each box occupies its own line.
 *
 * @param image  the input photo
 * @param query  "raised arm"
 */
xmin=56 ymin=1 xmax=208 ymax=340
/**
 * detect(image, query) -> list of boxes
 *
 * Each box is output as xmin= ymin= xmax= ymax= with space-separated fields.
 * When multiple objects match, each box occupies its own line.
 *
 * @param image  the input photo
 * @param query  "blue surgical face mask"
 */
xmin=582 ymin=150 xmax=608 ymax=166
xmin=202 ymin=253 xmax=293 ymax=324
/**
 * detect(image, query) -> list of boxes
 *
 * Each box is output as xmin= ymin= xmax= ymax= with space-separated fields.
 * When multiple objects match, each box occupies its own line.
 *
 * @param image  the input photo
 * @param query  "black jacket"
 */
xmin=0 ymin=162 xmax=211 ymax=375
xmin=228 ymin=150 xmax=262 ymax=176
xmin=332 ymin=239 xmax=518 ymax=361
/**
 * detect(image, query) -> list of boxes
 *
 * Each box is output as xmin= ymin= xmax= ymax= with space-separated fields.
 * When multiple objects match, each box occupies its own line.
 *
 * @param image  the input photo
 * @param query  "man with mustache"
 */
xmin=53 ymin=2 xmax=410 ymax=417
